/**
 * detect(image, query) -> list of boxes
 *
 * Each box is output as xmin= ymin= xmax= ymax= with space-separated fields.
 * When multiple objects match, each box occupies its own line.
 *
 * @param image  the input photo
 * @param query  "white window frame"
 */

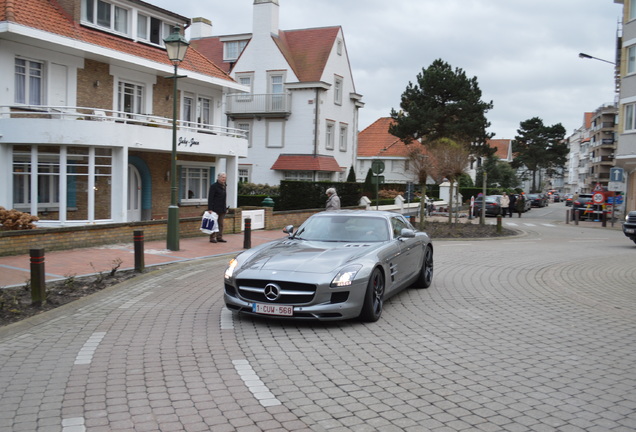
xmin=117 ymin=80 xmax=144 ymax=116
xmin=238 ymin=167 xmax=251 ymax=183
xmin=82 ymin=0 xmax=130 ymax=36
xmin=326 ymin=121 xmax=335 ymax=150
xmin=224 ymin=40 xmax=248 ymax=61
xmin=183 ymin=93 xmax=194 ymax=126
xmin=237 ymin=122 xmax=252 ymax=147
xmin=236 ymin=73 xmax=254 ymax=101
xmin=339 ymin=124 xmax=348 ymax=151
xmin=625 ymin=103 xmax=636 ymax=131
xmin=317 ymin=172 xmax=332 ymax=181
xmin=178 ymin=163 xmax=210 ymax=204
xmin=283 ymin=171 xmax=314 ymax=181
xmin=136 ymin=13 xmax=172 ymax=46
xmin=334 ymin=75 xmax=343 ymax=105
xmin=15 ymin=58 xmax=44 ymax=106
xmin=628 ymin=45 xmax=636 ymax=75
xmin=268 ymin=72 xmax=286 ymax=111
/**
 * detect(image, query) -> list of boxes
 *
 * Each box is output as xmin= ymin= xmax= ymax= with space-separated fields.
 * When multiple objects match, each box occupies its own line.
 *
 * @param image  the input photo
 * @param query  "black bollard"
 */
xmin=30 ymin=248 xmax=46 ymax=306
xmin=243 ymin=218 xmax=252 ymax=249
xmin=602 ymin=210 xmax=607 ymax=227
xmin=565 ymin=209 xmax=570 ymax=224
xmin=133 ymin=230 xmax=145 ymax=272
xmin=496 ymin=214 xmax=502 ymax=234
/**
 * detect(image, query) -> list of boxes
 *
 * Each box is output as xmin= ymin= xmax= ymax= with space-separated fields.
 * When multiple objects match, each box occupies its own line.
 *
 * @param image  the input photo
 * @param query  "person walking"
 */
xmin=500 ymin=192 xmax=510 ymax=218
xmin=508 ymin=193 xmax=517 ymax=217
xmin=325 ymin=188 xmax=341 ymax=210
xmin=515 ymin=193 xmax=525 ymax=218
xmin=207 ymin=172 xmax=228 ymax=243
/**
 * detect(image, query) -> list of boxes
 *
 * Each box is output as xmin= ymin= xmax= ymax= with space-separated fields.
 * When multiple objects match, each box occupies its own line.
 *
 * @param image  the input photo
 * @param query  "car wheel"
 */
xmin=414 ymin=245 xmax=434 ymax=289
xmin=359 ymin=268 xmax=384 ymax=322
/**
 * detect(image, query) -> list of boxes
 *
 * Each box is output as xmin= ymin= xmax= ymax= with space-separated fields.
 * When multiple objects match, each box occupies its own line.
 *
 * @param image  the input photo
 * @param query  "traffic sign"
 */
xmin=592 ymin=192 xmax=605 ymax=204
xmin=371 ymin=160 xmax=385 ymax=175
xmin=610 ymin=167 xmax=624 ymax=183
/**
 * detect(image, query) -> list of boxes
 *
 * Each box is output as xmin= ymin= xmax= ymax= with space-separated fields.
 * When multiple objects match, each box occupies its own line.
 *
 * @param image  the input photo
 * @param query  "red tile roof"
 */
xmin=358 ymin=118 xmax=514 ymax=162
xmin=357 ymin=118 xmax=414 ymax=158
xmin=1 ymin=0 xmax=234 ymax=82
xmin=488 ymin=139 xmax=512 ymax=160
xmin=271 ymin=154 xmax=343 ymax=172
xmin=190 ymin=26 xmax=341 ymax=82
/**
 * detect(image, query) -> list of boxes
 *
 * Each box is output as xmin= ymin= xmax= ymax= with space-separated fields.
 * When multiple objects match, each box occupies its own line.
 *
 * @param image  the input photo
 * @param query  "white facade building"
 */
xmin=0 ymin=0 xmax=247 ymax=226
xmin=190 ymin=0 xmax=363 ymax=185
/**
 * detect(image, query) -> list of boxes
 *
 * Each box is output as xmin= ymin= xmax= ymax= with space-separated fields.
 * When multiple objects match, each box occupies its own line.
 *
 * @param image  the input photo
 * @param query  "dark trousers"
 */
xmin=209 ymin=212 xmax=226 ymax=239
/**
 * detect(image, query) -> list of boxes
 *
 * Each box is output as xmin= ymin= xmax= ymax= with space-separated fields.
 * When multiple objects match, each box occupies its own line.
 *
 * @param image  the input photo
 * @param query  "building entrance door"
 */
xmin=127 ymin=164 xmax=142 ymax=221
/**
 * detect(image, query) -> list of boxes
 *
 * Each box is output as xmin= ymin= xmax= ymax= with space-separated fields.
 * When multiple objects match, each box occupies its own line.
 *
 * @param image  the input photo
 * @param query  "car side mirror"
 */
xmin=283 ymin=225 xmax=295 ymax=235
xmin=399 ymin=228 xmax=415 ymax=239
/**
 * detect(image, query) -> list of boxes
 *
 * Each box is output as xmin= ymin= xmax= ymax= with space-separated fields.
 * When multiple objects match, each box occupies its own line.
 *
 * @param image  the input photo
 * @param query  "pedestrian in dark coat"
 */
xmin=515 ymin=194 xmax=525 ymax=218
xmin=509 ymin=193 xmax=517 ymax=217
xmin=208 ymin=172 xmax=227 ymax=243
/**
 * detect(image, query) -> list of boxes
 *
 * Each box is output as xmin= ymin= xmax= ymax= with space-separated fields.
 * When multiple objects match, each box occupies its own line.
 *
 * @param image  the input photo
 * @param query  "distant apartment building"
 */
xmin=614 ymin=0 xmax=636 ymax=211
xmin=0 ymin=0 xmax=247 ymax=227
xmin=565 ymin=113 xmax=593 ymax=194
xmin=587 ymin=104 xmax=618 ymax=189
xmin=189 ymin=0 xmax=363 ymax=185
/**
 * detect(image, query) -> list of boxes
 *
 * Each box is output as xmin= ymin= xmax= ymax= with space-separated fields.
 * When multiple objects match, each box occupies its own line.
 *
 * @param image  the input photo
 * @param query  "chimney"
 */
xmin=253 ymin=0 xmax=279 ymax=37
xmin=189 ymin=17 xmax=213 ymax=39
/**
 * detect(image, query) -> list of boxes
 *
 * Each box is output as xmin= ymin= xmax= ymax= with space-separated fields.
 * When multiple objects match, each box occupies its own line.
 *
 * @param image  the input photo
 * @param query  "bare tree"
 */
xmin=406 ymin=146 xmax=435 ymax=228
xmin=430 ymin=139 xmax=471 ymax=224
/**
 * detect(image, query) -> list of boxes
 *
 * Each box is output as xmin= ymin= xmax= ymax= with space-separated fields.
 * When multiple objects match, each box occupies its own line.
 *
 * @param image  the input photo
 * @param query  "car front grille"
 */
xmin=235 ymin=278 xmax=316 ymax=304
xmin=627 ymin=214 xmax=636 ymax=223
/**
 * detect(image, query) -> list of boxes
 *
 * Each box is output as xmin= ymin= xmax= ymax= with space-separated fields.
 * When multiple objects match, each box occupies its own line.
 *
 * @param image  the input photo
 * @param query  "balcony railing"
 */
xmin=225 ymin=93 xmax=292 ymax=118
xmin=0 ymin=105 xmax=247 ymax=138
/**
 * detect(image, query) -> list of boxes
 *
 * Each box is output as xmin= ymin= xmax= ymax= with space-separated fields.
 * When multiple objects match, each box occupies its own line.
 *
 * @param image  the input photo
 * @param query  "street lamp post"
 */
xmin=164 ymin=26 xmax=189 ymax=251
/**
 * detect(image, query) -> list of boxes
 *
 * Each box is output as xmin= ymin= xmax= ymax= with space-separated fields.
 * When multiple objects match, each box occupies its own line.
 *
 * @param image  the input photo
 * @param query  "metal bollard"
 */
xmin=243 ymin=218 xmax=252 ymax=249
xmin=30 ymin=248 xmax=46 ymax=306
xmin=602 ymin=211 xmax=607 ymax=227
xmin=574 ymin=209 xmax=579 ymax=225
xmin=133 ymin=230 xmax=145 ymax=272
xmin=566 ymin=210 xmax=569 ymax=224
xmin=496 ymin=214 xmax=502 ymax=234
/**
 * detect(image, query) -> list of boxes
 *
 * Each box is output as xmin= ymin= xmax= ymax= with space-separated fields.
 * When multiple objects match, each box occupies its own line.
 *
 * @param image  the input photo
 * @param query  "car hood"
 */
xmin=239 ymin=239 xmax=382 ymax=274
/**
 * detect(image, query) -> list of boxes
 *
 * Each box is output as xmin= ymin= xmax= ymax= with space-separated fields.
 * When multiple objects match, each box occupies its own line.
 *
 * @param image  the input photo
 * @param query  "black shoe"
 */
xmin=209 ymin=238 xmax=217 ymax=243
xmin=217 ymin=238 xmax=227 ymax=243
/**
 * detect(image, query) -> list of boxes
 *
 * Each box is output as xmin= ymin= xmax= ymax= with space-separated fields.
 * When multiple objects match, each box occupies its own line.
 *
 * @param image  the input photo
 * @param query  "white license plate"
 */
xmin=252 ymin=303 xmax=293 ymax=316
xmin=626 ymin=228 xmax=635 ymax=234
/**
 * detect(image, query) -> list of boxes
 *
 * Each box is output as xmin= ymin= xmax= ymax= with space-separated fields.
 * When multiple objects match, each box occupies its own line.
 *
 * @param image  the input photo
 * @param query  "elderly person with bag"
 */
xmin=207 ymin=172 xmax=228 ymax=243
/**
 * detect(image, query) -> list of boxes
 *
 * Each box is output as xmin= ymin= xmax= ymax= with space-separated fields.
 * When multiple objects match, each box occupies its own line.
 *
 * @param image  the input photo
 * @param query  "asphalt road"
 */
xmin=1 ymin=208 xmax=635 ymax=431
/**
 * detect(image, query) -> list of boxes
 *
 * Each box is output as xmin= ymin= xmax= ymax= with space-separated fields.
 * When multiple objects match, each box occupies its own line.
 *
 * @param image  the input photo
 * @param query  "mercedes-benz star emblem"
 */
xmin=264 ymin=283 xmax=281 ymax=301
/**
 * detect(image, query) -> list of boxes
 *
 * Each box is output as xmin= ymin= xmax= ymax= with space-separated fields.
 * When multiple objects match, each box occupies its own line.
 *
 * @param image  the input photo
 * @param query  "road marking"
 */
xmin=221 ymin=307 xmax=234 ymax=329
xmin=62 ymin=417 xmax=85 ymax=432
xmin=233 ymin=359 xmax=281 ymax=407
xmin=74 ymin=332 xmax=106 ymax=365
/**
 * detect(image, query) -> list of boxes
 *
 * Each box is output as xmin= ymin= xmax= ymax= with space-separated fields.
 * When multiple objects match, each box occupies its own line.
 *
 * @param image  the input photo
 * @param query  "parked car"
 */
xmin=564 ymin=194 xmax=573 ymax=206
xmin=223 ymin=210 xmax=434 ymax=322
xmin=623 ymin=211 xmax=636 ymax=244
xmin=551 ymin=192 xmax=561 ymax=202
xmin=571 ymin=194 xmax=595 ymax=220
xmin=472 ymin=195 xmax=502 ymax=216
xmin=527 ymin=193 xmax=548 ymax=207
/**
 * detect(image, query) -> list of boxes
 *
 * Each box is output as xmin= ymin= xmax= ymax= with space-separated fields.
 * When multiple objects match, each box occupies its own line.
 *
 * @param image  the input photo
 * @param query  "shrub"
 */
xmin=0 ymin=207 xmax=39 ymax=230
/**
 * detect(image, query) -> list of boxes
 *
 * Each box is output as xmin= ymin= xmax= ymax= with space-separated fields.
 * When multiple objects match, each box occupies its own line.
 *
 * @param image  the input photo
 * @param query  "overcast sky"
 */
xmin=150 ymin=0 xmax=622 ymax=140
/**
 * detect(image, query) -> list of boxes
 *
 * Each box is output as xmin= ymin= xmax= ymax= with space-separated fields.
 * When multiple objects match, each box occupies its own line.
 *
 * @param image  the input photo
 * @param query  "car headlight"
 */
xmin=224 ymin=258 xmax=238 ymax=279
xmin=331 ymin=264 xmax=363 ymax=287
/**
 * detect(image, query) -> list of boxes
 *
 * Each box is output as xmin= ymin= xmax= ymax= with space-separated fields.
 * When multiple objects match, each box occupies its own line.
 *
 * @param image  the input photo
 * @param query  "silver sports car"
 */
xmin=224 ymin=210 xmax=434 ymax=322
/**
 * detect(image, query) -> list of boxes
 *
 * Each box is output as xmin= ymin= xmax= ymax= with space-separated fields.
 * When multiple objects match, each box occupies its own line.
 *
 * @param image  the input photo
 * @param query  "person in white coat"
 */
xmin=326 ymin=188 xmax=341 ymax=210
xmin=500 ymin=192 xmax=510 ymax=217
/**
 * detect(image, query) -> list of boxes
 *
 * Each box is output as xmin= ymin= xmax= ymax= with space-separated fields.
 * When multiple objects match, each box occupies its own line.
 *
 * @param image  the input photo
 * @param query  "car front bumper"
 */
xmin=224 ymin=272 xmax=370 ymax=321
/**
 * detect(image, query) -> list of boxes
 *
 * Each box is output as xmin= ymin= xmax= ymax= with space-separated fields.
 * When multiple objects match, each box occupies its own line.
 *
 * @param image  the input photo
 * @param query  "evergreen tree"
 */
xmin=389 ymin=59 xmax=495 ymax=156
xmin=512 ymin=117 xmax=567 ymax=192
xmin=347 ymin=165 xmax=357 ymax=182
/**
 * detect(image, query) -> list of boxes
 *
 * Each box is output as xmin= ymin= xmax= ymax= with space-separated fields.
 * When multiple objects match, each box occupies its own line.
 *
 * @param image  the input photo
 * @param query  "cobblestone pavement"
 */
xmin=0 ymin=220 xmax=635 ymax=431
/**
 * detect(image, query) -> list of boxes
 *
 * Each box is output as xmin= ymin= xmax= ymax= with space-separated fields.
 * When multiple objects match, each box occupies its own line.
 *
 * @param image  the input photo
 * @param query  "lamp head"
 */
xmin=164 ymin=26 xmax=190 ymax=64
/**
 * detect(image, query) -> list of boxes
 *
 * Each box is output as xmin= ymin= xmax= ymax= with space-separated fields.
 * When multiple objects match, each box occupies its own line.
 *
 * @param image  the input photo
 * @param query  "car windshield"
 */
xmin=294 ymin=215 xmax=390 ymax=242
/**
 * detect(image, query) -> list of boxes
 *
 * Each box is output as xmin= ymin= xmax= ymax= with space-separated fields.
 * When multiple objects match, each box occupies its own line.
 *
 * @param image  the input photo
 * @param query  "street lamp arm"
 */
xmin=578 ymin=52 xmax=616 ymax=66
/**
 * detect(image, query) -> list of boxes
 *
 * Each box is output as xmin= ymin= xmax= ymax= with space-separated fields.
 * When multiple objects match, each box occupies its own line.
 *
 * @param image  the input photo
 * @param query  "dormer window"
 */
xmin=137 ymin=13 xmax=173 ymax=46
xmin=82 ymin=0 xmax=130 ymax=35
xmin=224 ymin=40 xmax=248 ymax=61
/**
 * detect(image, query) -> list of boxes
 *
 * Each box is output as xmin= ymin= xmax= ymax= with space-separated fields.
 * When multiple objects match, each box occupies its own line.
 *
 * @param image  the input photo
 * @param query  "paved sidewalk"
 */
xmin=0 ymin=229 xmax=287 ymax=288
